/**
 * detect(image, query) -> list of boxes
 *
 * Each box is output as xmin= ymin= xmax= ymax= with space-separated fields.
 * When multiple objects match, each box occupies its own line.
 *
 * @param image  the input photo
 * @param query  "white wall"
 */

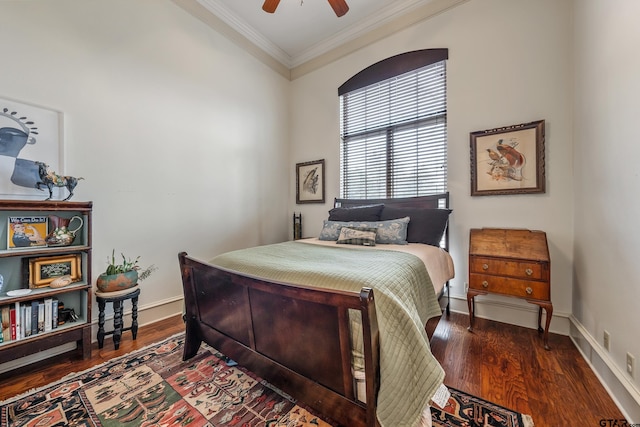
xmin=572 ymin=0 xmax=640 ymax=421
xmin=0 ymin=0 xmax=290 ymax=324
xmin=290 ymin=0 xmax=574 ymax=333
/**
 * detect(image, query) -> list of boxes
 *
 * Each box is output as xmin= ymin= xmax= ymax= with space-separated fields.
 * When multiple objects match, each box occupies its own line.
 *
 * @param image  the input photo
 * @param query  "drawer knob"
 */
xmin=482 ymin=280 xmax=489 ymax=288
xmin=526 ymin=287 xmax=533 ymax=295
xmin=482 ymin=263 xmax=489 ymax=270
xmin=525 ymin=268 xmax=533 ymax=276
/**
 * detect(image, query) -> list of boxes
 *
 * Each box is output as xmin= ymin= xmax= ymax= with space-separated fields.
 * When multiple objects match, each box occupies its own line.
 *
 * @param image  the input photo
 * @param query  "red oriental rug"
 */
xmin=0 ymin=334 xmax=533 ymax=426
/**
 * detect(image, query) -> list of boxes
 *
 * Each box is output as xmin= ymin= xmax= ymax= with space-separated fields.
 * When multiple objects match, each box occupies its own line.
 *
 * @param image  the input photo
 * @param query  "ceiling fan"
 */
xmin=262 ymin=0 xmax=349 ymax=17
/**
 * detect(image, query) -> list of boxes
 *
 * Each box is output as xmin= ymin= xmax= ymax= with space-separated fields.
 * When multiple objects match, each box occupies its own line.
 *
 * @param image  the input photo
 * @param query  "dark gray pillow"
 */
xmin=380 ymin=207 xmax=451 ymax=246
xmin=328 ymin=204 xmax=384 ymax=222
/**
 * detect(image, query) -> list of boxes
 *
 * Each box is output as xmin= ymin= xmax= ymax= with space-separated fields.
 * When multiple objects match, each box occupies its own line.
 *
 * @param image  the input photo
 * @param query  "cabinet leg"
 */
xmin=131 ymin=295 xmax=139 ymax=340
xmin=467 ymin=294 xmax=475 ymax=332
xmin=97 ymin=299 xmax=106 ymax=349
xmin=529 ymin=300 xmax=553 ymax=350
xmin=113 ymin=300 xmax=123 ymax=350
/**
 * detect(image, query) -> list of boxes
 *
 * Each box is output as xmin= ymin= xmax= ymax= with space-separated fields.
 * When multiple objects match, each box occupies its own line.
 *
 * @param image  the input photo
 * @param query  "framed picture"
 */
xmin=0 ymin=96 xmax=63 ymax=199
xmin=29 ymin=254 xmax=81 ymax=288
xmin=7 ymin=216 xmax=48 ymax=250
xmin=470 ymin=120 xmax=545 ymax=196
xmin=296 ymin=159 xmax=325 ymax=204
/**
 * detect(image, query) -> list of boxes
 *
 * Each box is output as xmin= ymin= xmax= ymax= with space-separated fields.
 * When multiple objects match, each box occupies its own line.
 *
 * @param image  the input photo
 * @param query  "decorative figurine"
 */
xmin=34 ymin=161 xmax=83 ymax=201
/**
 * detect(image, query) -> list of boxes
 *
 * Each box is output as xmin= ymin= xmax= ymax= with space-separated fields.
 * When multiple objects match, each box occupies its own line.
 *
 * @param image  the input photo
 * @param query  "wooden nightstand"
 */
xmin=467 ymin=228 xmax=553 ymax=350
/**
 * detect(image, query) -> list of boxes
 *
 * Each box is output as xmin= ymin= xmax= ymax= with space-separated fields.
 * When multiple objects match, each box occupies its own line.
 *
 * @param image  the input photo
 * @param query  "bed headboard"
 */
xmin=334 ymin=192 xmax=450 ymax=250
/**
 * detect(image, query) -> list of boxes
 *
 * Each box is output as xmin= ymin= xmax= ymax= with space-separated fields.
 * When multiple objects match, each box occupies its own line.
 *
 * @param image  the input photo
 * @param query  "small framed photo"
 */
xmin=29 ymin=254 xmax=81 ymax=288
xmin=7 ymin=216 xmax=48 ymax=250
xmin=470 ymin=120 xmax=545 ymax=196
xmin=296 ymin=159 xmax=325 ymax=204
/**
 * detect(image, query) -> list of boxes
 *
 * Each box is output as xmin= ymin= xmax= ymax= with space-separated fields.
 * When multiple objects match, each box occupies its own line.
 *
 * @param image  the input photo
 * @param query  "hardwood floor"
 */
xmin=430 ymin=312 xmax=626 ymax=427
xmin=0 ymin=312 xmax=627 ymax=427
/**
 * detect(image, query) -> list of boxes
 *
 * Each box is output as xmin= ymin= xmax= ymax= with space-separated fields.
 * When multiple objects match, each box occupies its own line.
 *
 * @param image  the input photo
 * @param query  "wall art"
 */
xmin=470 ymin=120 xmax=545 ymax=196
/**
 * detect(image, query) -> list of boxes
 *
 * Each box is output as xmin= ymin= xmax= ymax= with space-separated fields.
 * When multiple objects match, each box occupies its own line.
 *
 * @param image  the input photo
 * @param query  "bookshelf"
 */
xmin=0 ymin=200 xmax=92 ymax=365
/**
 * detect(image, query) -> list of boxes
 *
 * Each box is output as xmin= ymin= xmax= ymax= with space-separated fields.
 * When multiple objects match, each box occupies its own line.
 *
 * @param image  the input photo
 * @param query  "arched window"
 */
xmin=339 ymin=49 xmax=448 ymax=199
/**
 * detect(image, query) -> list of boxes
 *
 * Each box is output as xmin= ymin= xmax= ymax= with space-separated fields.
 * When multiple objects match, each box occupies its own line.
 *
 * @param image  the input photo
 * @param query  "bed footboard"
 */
xmin=179 ymin=252 xmax=380 ymax=427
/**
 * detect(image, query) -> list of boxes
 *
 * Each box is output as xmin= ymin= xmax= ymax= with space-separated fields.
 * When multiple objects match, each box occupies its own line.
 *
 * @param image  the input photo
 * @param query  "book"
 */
xmin=44 ymin=298 xmax=53 ymax=332
xmin=30 ymin=301 xmax=38 ymax=336
xmin=23 ymin=304 xmax=31 ymax=338
xmin=38 ymin=302 xmax=45 ymax=333
xmin=14 ymin=302 xmax=21 ymax=340
xmin=10 ymin=308 xmax=16 ymax=340
xmin=52 ymin=299 xmax=58 ymax=329
xmin=1 ymin=305 xmax=10 ymax=343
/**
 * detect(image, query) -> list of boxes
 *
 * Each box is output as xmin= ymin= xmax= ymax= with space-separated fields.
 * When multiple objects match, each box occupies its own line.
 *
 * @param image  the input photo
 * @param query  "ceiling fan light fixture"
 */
xmin=262 ymin=0 xmax=349 ymax=17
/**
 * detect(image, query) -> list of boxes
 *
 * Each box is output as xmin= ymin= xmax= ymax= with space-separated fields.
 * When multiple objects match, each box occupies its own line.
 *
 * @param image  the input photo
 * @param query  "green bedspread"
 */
xmin=210 ymin=240 xmax=445 ymax=427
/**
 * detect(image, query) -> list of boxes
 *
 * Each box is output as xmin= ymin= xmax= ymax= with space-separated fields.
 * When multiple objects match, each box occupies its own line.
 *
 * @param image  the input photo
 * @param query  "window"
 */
xmin=339 ymin=49 xmax=447 ymax=199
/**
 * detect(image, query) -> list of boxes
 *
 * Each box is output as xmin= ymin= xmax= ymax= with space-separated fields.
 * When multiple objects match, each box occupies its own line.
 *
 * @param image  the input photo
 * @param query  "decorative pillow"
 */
xmin=318 ymin=218 xmax=409 ymax=245
xmin=336 ymin=226 xmax=377 ymax=246
xmin=380 ymin=207 xmax=452 ymax=246
xmin=328 ymin=204 xmax=384 ymax=222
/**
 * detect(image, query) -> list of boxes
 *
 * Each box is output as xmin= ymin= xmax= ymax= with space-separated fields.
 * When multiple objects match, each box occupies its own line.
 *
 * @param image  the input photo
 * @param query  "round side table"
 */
xmin=95 ymin=287 xmax=140 ymax=350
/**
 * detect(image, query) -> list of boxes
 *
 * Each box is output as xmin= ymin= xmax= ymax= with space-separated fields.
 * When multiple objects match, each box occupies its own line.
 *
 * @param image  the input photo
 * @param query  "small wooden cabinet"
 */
xmin=467 ymin=228 xmax=553 ymax=350
xmin=0 ymin=200 xmax=92 ymax=366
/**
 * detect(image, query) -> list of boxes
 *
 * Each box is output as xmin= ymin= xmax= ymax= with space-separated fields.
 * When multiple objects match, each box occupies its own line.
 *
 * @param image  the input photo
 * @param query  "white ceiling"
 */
xmin=195 ymin=0 xmax=440 ymax=69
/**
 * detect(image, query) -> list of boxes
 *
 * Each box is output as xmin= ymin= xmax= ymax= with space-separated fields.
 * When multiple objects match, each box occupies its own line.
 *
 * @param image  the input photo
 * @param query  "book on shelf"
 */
xmin=38 ymin=302 xmax=45 ymax=333
xmin=14 ymin=302 xmax=21 ymax=340
xmin=30 ymin=301 xmax=38 ymax=336
xmin=44 ymin=298 xmax=53 ymax=333
xmin=52 ymin=299 xmax=58 ymax=330
xmin=1 ymin=306 xmax=10 ymax=342
xmin=10 ymin=307 xmax=16 ymax=341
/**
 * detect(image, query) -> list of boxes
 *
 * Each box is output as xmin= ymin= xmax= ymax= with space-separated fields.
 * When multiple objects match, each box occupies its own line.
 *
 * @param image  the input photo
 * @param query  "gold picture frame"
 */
xmin=29 ymin=254 xmax=81 ymax=288
xmin=470 ymin=120 xmax=545 ymax=196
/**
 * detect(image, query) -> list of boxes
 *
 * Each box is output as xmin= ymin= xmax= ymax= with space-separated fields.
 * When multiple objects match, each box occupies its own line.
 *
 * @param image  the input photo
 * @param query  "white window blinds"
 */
xmin=339 ymin=56 xmax=447 ymax=199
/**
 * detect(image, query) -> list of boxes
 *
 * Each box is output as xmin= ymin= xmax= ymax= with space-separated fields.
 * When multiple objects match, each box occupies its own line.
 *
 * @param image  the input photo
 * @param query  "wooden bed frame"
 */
xmin=178 ymin=193 xmax=450 ymax=427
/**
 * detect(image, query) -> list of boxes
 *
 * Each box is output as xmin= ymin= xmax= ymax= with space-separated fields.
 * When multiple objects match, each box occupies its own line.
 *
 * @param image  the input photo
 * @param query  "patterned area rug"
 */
xmin=0 ymin=334 xmax=533 ymax=427
xmin=431 ymin=388 xmax=534 ymax=427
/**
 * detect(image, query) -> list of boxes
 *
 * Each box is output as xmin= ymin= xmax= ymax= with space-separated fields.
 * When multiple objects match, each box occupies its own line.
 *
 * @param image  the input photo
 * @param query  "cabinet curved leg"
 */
xmin=529 ymin=300 xmax=553 ymax=350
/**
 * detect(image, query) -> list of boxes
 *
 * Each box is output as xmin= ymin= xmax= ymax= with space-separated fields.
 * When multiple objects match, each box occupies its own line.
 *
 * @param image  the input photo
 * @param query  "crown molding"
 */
xmin=174 ymin=0 xmax=469 ymax=80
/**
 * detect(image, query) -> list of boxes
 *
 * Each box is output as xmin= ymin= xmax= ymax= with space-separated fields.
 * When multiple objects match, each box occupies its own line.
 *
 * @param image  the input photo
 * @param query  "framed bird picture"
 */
xmin=470 ymin=120 xmax=545 ymax=196
xmin=296 ymin=159 xmax=325 ymax=204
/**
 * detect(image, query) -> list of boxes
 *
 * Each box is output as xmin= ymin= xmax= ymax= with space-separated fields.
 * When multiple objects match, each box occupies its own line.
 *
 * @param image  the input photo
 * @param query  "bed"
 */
xmin=178 ymin=193 xmax=453 ymax=427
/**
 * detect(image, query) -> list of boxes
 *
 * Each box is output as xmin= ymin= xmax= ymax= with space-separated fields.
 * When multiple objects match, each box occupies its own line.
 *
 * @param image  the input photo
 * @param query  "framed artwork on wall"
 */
xmin=0 ymin=96 xmax=63 ymax=199
xmin=296 ymin=159 xmax=325 ymax=204
xmin=470 ymin=120 xmax=545 ymax=196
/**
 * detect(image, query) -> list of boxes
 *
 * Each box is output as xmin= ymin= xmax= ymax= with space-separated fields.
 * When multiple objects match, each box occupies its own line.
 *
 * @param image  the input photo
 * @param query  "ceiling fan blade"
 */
xmin=262 ymin=0 xmax=281 ymax=13
xmin=328 ymin=0 xmax=349 ymax=17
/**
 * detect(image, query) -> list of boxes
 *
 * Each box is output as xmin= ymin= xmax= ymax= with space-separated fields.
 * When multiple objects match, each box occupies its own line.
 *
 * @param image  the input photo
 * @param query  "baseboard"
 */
xmin=0 ymin=296 xmax=184 ymax=375
xmin=447 ymin=293 xmax=570 ymax=336
xmin=569 ymin=315 xmax=640 ymax=423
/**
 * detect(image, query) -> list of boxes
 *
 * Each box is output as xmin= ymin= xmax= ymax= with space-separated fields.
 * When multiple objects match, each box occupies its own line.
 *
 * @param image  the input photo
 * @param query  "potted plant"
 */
xmin=96 ymin=250 xmax=157 ymax=293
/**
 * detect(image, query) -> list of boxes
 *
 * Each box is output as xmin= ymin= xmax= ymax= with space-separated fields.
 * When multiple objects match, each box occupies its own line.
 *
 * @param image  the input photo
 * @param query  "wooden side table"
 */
xmin=467 ymin=228 xmax=553 ymax=349
xmin=96 ymin=287 xmax=140 ymax=350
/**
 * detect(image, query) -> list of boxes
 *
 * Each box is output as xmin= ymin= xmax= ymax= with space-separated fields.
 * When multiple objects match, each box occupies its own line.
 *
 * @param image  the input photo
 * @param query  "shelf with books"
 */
xmin=0 ymin=200 xmax=92 ymax=367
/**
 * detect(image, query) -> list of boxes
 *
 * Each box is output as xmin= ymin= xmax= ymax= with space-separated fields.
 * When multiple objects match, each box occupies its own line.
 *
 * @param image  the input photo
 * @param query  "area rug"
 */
xmin=0 ymin=334 xmax=533 ymax=427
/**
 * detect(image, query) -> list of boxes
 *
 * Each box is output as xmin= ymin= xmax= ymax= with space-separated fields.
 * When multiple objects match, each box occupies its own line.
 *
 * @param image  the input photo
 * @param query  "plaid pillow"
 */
xmin=336 ymin=227 xmax=377 ymax=246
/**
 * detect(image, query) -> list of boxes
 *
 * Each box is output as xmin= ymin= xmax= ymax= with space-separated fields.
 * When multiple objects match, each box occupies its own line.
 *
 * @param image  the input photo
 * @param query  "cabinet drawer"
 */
xmin=469 ymin=256 xmax=545 ymax=280
xmin=469 ymin=273 xmax=550 ymax=300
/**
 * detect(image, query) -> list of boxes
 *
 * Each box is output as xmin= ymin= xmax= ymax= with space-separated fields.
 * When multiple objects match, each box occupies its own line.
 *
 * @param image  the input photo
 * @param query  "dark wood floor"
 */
xmin=430 ymin=312 xmax=626 ymax=427
xmin=0 ymin=312 xmax=626 ymax=427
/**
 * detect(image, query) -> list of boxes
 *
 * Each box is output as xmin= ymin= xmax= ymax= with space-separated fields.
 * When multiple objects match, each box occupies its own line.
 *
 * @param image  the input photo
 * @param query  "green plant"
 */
xmin=104 ymin=249 xmax=157 ymax=281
